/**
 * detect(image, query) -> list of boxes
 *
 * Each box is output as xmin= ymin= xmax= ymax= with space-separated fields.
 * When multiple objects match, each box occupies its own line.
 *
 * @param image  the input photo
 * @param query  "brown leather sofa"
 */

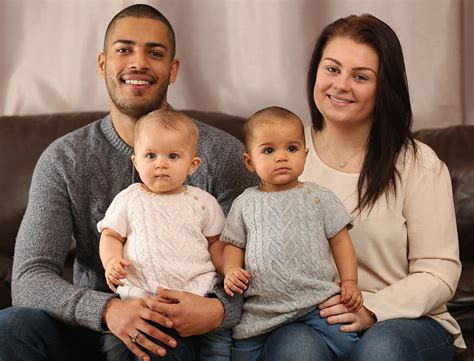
xmin=0 ymin=111 xmax=473 ymax=359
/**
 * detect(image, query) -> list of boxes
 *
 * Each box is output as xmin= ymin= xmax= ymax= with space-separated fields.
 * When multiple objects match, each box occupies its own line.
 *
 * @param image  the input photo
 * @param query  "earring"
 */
xmin=169 ymin=81 xmax=173 ymax=86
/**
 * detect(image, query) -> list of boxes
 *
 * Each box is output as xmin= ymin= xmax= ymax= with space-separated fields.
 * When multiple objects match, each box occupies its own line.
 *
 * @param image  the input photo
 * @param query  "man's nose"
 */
xmin=128 ymin=51 xmax=149 ymax=71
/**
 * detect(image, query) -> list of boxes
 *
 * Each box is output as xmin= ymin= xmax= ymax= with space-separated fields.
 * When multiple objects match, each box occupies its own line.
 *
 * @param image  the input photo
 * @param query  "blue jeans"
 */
xmin=349 ymin=317 xmax=454 ymax=361
xmin=258 ymin=316 xmax=453 ymax=361
xmin=102 ymin=329 xmax=233 ymax=361
xmin=102 ymin=326 xmax=198 ymax=361
xmin=0 ymin=307 xmax=200 ymax=361
xmin=232 ymin=308 xmax=358 ymax=361
xmin=199 ymin=329 xmax=233 ymax=361
xmin=0 ymin=307 xmax=104 ymax=361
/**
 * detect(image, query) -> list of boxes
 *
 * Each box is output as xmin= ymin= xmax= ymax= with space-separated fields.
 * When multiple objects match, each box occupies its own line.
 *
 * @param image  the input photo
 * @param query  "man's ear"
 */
xmin=169 ymin=58 xmax=180 ymax=84
xmin=243 ymin=153 xmax=255 ymax=172
xmin=98 ymin=52 xmax=106 ymax=78
xmin=188 ymin=156 xmax=201 ymax=176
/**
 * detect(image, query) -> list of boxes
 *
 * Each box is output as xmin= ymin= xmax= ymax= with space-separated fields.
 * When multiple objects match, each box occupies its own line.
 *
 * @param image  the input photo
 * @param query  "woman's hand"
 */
xmin=318 ymin=294 xmax=376 ymax=333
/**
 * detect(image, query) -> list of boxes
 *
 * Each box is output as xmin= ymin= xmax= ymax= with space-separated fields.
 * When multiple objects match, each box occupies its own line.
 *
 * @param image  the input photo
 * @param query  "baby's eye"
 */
xmin=169 ymin=153 xmax=179 ymax=160
xmin=288 ymin=145 xmax=298 ymax=152
xmin=263 ymin=147 xmax=274 ymax=154
xmin=145 ymin=153 xmax=157 ymax=160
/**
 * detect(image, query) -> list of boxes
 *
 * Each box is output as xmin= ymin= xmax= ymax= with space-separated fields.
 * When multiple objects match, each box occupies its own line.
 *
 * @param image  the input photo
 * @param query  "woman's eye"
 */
xmin=354 ymin=74 xmax=369 ymax=81
xmin=145 ymin=153 xmax=156 ymax=160
xmin=169 ymin=153 xmax=178 ymax=160
xmin=263 ymin=147 xmax=274 ymax=154
xmin=326 ymin=66 xmax=339 ymax=73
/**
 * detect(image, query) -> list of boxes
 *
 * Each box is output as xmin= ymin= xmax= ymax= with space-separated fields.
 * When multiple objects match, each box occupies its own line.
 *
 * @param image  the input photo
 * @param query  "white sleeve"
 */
xmin=364 ymin=153 xmax=461 ymax=321
xmin=96 ymin=188 xmax=130 ymax=237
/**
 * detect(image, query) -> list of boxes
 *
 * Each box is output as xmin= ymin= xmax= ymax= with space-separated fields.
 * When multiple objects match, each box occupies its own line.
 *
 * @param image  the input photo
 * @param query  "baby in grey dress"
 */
xmin=220 ymin=106 xmax=362 ymax=361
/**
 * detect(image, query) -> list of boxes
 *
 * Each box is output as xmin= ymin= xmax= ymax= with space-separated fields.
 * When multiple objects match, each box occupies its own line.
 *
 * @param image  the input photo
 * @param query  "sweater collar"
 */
xmin=100 ymin=114 xmax=133 ymax=156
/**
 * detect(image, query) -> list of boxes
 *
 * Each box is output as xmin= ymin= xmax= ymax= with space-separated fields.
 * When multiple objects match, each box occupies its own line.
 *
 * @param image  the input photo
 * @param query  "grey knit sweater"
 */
xmin=12 ymin=114 xmax=257 ymax=331
xmin=221 ymin=183 xmax=352 ymax=339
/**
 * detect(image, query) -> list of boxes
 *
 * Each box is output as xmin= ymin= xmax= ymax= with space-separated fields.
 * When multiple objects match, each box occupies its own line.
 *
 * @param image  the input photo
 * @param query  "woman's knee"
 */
xmin=350 ymin=318 xmax=452 ymax=361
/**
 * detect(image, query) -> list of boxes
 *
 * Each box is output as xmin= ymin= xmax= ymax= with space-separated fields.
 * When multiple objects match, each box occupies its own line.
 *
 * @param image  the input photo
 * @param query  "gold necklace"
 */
xmin=320 ymin=131 xmax=366 ymax=168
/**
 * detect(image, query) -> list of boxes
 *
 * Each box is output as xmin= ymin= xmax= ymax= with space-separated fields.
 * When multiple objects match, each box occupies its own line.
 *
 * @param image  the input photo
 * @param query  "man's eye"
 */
xmin=288 ymin=145 xmax=298 ymax=152
xmin=145 ymin=153 xmax=157 ymax=160
xmin=169 ymin=153 xmax=179 ymax=160
xmin=116 ymin=48 xmax=130 ymax=54
xmin=150 ymin=51 xmax=164 ymax=58
xmin=263 ymin=147 xmax=274 ymax=154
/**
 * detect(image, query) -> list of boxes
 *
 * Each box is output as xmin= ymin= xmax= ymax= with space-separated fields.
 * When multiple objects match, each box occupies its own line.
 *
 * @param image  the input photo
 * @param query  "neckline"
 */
xmin=137 ymin=183 xmax=189 ymax=197
xmin=306 ymin=127 xmax=360 ymax=177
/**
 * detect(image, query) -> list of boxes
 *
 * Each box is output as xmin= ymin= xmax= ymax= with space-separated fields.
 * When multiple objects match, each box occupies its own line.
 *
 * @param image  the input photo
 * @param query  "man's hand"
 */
xmin=103 ymin=297 xmax=177 ymax=360
xmin=224 ymin=266 xmax=251 ymax=296
xmin=143 ymin=287 xmax=224 ymax=337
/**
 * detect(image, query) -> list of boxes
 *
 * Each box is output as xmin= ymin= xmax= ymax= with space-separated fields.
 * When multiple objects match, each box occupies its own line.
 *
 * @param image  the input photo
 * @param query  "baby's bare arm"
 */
xmin=222 ymin=243 xmax=250 ymax=296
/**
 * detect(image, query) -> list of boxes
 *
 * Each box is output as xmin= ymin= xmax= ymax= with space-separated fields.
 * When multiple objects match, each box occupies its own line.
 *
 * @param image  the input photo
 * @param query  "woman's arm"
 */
xmin=362 ymin=153 xmax=460 ymax=322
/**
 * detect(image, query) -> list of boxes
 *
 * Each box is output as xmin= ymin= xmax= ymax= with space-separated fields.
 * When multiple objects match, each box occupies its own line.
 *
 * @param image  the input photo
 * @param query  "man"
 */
xmin=0 ymin=4 xmax=256 ymax=360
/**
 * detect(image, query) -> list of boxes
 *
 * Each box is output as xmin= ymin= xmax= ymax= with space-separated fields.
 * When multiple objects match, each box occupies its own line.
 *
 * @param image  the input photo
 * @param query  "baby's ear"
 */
xmin=188 ymin=156 xmax=202 ymax=176
xmin=131 ymin=154 xmax=137 ymax=168
xmin=243 ymin=153 xmax=255 ymax=172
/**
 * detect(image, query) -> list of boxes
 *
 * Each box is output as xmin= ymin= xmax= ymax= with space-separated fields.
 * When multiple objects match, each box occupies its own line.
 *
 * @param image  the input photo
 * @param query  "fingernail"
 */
xmin=166 ymin=320 xmax=173 ymax=327
xmin=169 ymin=339 xmax=177 ymax=347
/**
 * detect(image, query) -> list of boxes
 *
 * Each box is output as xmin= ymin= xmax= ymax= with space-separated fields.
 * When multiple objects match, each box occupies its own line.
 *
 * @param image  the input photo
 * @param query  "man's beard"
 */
xmin=105 ymin=74 xmax=169 ymax=118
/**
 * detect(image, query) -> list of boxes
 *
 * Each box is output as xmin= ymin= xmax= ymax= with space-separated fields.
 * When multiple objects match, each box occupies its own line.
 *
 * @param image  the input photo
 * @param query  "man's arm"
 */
xmin=12 ymin=143 xmax=116 ymax=330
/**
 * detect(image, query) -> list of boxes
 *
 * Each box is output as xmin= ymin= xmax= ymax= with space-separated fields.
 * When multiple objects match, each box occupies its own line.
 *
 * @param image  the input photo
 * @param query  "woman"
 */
xmin=292 ymin=13 xmax=465 ymax=360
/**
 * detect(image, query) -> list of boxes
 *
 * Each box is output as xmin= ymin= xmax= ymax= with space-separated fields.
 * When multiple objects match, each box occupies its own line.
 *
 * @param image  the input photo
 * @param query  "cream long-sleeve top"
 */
xmin=301 ymin=127 xmax=465 ymax=349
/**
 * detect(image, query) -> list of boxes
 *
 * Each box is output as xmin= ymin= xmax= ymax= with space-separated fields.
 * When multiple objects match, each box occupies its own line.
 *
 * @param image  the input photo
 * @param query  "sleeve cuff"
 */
xmin=206 ymin=286 xmax=243 ymax=331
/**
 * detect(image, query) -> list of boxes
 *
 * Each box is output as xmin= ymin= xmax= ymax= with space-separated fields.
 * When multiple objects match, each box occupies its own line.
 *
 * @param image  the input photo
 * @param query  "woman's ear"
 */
xmin=188 ymin=156 xmax=202 ymax=176
xmin=243 ymin=153 xmax=255 ymax=172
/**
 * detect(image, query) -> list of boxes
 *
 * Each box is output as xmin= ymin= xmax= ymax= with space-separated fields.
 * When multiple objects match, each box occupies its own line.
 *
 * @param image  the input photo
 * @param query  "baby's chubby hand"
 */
xmin=224 ymin=266 xmax=251 ymax=297
xmin=105 ymin=257 xmax=132 ymax=292
xmin=340 ymin=280 xmax=363 ymax=312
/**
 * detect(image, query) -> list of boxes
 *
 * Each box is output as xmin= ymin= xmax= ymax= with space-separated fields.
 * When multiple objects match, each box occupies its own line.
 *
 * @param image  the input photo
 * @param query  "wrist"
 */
xmin=341 ymin=279 xmax=357 ymax=284
xmin=102 ymin=297 xmax=119 ymax=324
xmin=362 ymin=306 xmax=377 ymax=327
xmin=104 ymin=256 xmax=120 ymax=269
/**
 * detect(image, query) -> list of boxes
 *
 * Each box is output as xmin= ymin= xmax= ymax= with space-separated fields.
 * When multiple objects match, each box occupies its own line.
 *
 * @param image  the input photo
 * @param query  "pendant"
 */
xmin=338 ymin=162 xmax=345 ymax=168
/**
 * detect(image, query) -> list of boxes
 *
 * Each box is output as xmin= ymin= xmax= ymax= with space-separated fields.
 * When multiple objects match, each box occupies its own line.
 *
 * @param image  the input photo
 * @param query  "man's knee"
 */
xmin=0 ymin=307 xmax=52 ymax=339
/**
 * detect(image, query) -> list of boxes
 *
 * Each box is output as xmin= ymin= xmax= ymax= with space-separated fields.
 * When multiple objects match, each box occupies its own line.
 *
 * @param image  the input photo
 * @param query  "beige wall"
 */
xmin=1 ymin=0 xmax=472 ymax=130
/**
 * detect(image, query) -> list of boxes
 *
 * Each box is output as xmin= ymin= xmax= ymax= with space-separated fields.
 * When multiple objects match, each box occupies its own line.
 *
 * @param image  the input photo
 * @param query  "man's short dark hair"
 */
xmin=103 ymin=4 xmax=176 ymax=58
